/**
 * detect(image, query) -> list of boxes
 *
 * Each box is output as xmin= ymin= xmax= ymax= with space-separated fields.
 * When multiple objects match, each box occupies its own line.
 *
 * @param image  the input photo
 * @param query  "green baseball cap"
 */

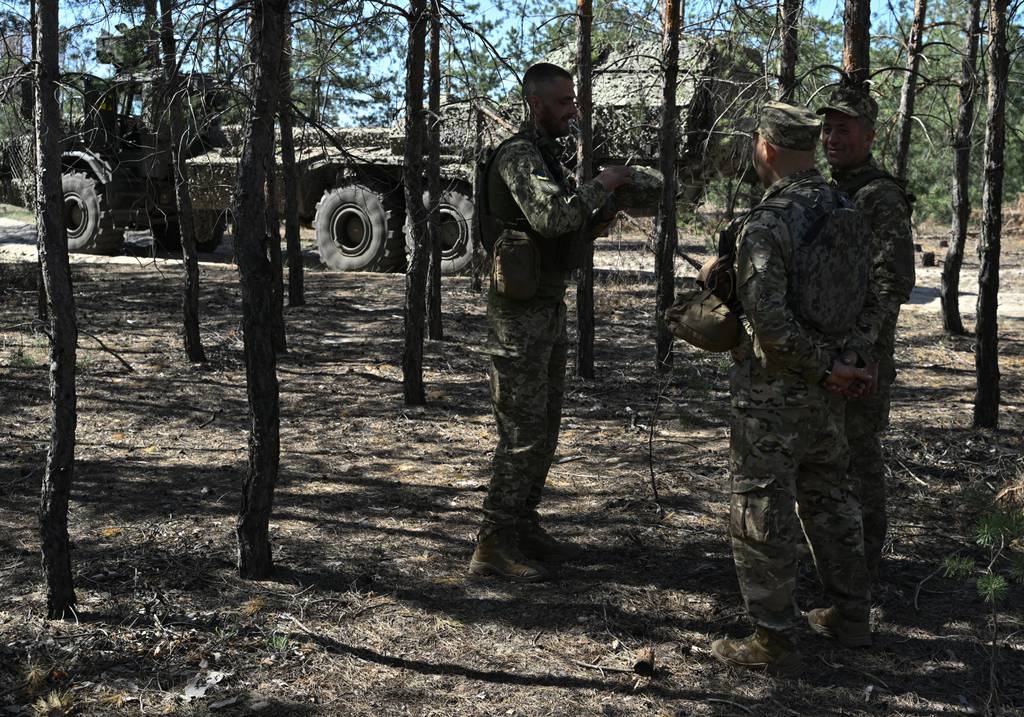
xmin=816 ymin=87 xmax=879 ymax=124
xmin=756 ymin=101 xmax=821 ymax=151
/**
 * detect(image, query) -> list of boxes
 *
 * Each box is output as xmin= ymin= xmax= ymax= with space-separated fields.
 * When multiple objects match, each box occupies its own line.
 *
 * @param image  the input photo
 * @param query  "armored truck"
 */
xmin=0 ymin=31 xmax=227 ymax=253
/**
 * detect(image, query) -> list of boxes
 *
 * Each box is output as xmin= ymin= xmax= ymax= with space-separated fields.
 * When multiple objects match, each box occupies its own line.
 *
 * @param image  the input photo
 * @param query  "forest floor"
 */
xmin=0 ymin=211 xmax=1022 ymax=716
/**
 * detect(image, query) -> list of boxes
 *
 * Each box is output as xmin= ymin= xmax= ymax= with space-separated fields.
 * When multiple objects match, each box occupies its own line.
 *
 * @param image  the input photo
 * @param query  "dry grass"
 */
xmin=0 ymin=223 xmax=1022 ymax=716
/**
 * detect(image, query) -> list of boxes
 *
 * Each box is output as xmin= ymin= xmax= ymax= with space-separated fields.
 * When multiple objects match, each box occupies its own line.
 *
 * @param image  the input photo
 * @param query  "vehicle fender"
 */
xmin=62 ymin=151 xmax=114 ymax=186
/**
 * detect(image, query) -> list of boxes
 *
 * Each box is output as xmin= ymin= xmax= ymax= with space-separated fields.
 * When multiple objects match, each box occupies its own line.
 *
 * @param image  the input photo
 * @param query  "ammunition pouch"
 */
xmin=491 ymin=229 xmax=540 ymax=301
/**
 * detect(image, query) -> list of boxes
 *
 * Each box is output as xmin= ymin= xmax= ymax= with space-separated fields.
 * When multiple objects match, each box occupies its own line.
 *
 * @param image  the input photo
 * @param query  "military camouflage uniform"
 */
xmin=479 ymin=123 xmax=609 ymax=539
xmin=830 ymin=158 xmax=914 ymax=576
xmin=727 ymin=104 xmax=870 ymax=638
xmin=820 ymin=89 xmax=917 ymax=579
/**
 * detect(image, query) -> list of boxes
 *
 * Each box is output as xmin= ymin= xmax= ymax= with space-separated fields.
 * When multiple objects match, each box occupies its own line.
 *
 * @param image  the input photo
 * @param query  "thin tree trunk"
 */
xmin=575 ymin=0 xmax=595 ymax=379
xmin=280 ymin=8 xmax=304 ymax=307
xmin=159 ymin=0 xmax=205 ymax=363
xmin=265 ymin=127 xmax=287 ymax=353
xmin=941 ymin=0 xmax=981 ymax=336
xmin=402 ymin=0 xmax=429 ymax=406
xmin=30 ymin=0 xmax=46 ymax=324
xmin=973 ymin=0 xmax=1007 ymax=429
xmin=893 ymin=0 xmax=927 ymax=181
xmin=470 ymin=108 xmax=485 ymax=293
xmin=777 ymin=0 xmax=800 ymax=102
xmin=233 ymin=0 xmax=287 ymax=579
xmin=426 ymin=1 xmax=443 ymax=341
xmin=843 ymin=0 xmax=871 ymax=87
xmin=655 ymin=0 xmax=681 ymax=373
xmin=35 ymin=0 xmax=77 ymax=619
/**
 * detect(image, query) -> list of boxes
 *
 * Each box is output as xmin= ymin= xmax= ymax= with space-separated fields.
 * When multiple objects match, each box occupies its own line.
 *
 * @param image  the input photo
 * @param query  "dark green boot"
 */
xmin=517 ymin=521 xmax=582 ymax=563
xmin=807 ymin=606 xmax=872 ymax=647
xmin=711 ymin=627 xmax=802 ymax=676
xmin=469 ymin=529 xmax=548 ymax=582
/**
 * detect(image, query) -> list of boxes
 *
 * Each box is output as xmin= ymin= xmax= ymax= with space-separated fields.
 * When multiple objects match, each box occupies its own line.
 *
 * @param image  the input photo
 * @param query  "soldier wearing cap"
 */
xmin=818 ymin=87 xmax=916 ymax=583
xmin=709 ymin=101 xmax=875 ymax=675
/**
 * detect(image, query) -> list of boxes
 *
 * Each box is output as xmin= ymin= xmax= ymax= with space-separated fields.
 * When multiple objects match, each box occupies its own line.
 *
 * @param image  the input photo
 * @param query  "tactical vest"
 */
xmin=753 ymin=188 xmax=871 ymax=337
xmin=474 ymin=131 xmax=588 ymax=271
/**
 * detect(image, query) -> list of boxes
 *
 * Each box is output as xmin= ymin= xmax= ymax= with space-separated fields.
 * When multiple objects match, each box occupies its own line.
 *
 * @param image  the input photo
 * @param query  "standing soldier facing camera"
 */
xmin=818 ymin=88 xmax=916 ymax=581
xmin=710 ymin=102 xmax=876 ymax=675
xmin=469 ymin=63 xmax=633 ymax=583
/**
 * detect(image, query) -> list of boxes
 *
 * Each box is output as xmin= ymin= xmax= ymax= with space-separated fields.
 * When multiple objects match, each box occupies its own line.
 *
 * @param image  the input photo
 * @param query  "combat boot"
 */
xmin=517 ymin=521 xmax=582 ymax=563
xmin=710 ymin=627 xmax=802 ymax=676
xmin=469 ymin=529 xmax=548 ymax=582
xmin=806 ymin=606 xmax=872 ymax=648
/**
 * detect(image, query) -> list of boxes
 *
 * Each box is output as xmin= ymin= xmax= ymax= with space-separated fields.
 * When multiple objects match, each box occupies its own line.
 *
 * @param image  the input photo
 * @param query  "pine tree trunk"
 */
xmin=159 ymin=0 xmax=205 ymax=363
xmin=35 ymin=0 xmax=77 ymax=619
xmin=894 ymin=0 xmax=927 ymax=181
xmin=30 ymin=0 xmax=46 ymax=324
xmin=941 ymin=0 xmax=981 ymax=336
xmin=843 ymin=0 xmax=871 ymax=87
xmin=233 ymin=0 xmax=287 ymax=579
xmin=426 ymin=2 xmax=443 ymax=341
xmin=777 ymin=0 xmax=800 ymax=101
xmin=265 ymin=130 xmax=287 ymax=354
xmin=973 ymin=0 xmax=1007 ymax=429
xmin=470 ymin=108 xmax=485 ymax=293
xmin=575 ymin=0 xmax=595 ymax=379
xmin=280 ymin=10 xmax=304 ymax=307
xmin=402 ymin=0 xmax=429 ymax=406
xmin=655 ymin=0 xmax=681 ymax=373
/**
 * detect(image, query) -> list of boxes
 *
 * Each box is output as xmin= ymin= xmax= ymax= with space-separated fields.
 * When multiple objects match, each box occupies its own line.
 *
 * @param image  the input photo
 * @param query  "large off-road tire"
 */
xmin=61 ymin=172 xmax=124 ymax=254
xmin=313 ymin=183 xmax=404 ymax=272
xmin=406 ymin=187 xmax=475 ymax=275
xmin=191 ymin=210 xmax=228 ymax=252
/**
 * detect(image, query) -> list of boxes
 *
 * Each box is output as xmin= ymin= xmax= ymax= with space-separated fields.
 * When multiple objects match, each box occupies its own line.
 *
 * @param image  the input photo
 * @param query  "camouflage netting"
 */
xmin=160 ymin=39 xmax=765 ymax=222
xmin=0 ymin=134 xmax=35 ymax=208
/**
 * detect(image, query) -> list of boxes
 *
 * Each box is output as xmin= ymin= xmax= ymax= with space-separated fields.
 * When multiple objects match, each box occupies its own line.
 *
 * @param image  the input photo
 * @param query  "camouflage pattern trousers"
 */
xmin=847 ymin=327 xmax=898 ymax=579
xmin=729 ymin=394 xmax=870 ymax=636
xmin=480 ymin=296 xmax=568 ymax=539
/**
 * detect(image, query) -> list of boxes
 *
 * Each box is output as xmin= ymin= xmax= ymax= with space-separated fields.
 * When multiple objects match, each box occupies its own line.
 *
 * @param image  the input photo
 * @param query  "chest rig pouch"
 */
xmin=491 ymin=229 xmax=540 ymax=300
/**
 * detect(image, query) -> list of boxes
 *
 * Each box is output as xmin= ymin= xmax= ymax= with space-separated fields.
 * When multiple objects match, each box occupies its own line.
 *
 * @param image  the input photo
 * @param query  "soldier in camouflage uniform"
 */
xmin=710 ymin=102 xmax=876 ymax=675
xmin=469 ymin=63 xmax=634 ymax=582
xmin=818 ymin=88 xmax=916 ymax=580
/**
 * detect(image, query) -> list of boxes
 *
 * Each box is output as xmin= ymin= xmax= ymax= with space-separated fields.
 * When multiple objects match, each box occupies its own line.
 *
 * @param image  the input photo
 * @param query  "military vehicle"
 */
xmin=187 ymin=37 xmax=761 ymax=274
xmin=2 ymin=34 xmax=759 ymax=271
xmin=0 ymin=29 xmax=226 ymax=254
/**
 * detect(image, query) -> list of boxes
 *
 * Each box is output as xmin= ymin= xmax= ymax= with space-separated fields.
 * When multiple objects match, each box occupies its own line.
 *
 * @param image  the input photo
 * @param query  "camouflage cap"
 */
xmin=816 ymin=87 xmax=879 ymax=124
xmin=612 ymin=166 xmax=664 ymax=210
xmin=756 ymin=101 xmax=820 ymax=151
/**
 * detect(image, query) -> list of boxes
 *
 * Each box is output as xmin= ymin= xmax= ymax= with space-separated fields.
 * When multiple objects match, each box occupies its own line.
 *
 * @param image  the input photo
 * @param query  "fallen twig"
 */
xmin=79 ymin=329 xmax=134 ymax=372
xmin=914 ymin=564 xmax=944 ymax=611
xmin=706 ymin=698 xmax=753 ymax=714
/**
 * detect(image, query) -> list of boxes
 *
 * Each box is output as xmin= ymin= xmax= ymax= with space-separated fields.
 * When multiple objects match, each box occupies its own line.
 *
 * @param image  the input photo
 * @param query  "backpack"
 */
xmin=473 ymin=133 xmax=530 ymax=254
xmin=756 ymin=188 xmax=871 ymax=336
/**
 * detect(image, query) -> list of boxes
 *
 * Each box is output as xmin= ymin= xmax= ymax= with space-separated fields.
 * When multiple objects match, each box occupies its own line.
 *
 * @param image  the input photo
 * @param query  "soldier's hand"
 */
xmin=822 ymin=359 xmax=873 ymax=396
xmin=596 ymin=165 xmax=634 ymax=192
xmin=837 ymin=349 xmax=877 ymax=398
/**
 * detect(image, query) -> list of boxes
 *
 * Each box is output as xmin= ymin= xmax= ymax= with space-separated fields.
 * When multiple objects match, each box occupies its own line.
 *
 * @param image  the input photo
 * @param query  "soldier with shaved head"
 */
xmin=469 ymin=63 xmax=634 ymax=582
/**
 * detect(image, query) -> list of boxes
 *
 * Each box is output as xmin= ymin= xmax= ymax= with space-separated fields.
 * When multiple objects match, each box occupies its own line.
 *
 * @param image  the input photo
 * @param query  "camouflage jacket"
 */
xmin=730 ymin=169 xmax=849 ymax=405
xmin=486 ymin=123 xmax=609 ymax=302
xmin=831 ymin=156 xmax=916 ymax=357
